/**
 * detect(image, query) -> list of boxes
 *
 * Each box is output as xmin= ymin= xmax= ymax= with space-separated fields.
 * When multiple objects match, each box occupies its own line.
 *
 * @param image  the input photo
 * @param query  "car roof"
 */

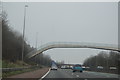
xmin=74 ymin=64 xmax=81 ymax=66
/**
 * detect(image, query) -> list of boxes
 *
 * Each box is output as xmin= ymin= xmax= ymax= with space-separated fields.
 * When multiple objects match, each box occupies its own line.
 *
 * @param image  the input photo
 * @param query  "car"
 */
xmin=51 ymin=63 xmax=58 ymax=70
xmin=65 ymin=65 xmax=70 ymax=69
xmin=70 ymin=66 xmax=73 ymax=69
xmin=97 ymin=66 xmax=103 ymax=69
xmin=51 ymin=65 xmax=58 ymax=70
xmin=51 ymin=61 xmax=58 ymax=70
xmin=72 ymin=64 xmax=83 ymax=72
xmin=61 ymin=65 xmax=66 ymax=69
xmin=82 ymin=66 xmax=86 ymax=70
xmin=110 ymin=67 xmax=117 ymax=70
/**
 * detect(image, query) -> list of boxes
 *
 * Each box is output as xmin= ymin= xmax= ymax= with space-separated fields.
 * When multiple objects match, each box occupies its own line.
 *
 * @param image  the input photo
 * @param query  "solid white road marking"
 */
xmin=39 ymin=68 xmax=51 ymax=80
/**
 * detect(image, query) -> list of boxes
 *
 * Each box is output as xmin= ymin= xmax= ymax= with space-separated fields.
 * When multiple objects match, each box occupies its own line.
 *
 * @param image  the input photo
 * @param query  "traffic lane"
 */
xmin=58 ymin=69 xmax=119 ymax=78
xmin=71 ymin=71 xmax=119 ymax=78
xmin=45 ymin=69 xmax=73 ymax=78
xmin=80 ymin=71 xmax=119 ymax=78
xmin=44 ymin=69 xmax=119 ymax=78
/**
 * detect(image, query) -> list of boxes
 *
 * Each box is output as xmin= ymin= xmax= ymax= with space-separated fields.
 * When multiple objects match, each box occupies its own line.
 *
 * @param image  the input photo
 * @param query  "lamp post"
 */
xmin=35 ymin=32 xmax=38 ymax=65
xmin=22 ymin=5 xmax=28 ymax=63
xmin=35 ymin=32 xmax=38 ymax=49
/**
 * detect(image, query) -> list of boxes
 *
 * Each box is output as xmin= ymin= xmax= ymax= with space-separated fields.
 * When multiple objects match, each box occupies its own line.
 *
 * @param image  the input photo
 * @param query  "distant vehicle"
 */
xmin=97 ymin=66 xmax=103 ymax=69
xmin=51 ymin=65 xmax=58 ymax=70
xmin=61 ymin=65 xmax=71 ymax=69
xmin=85 ymin=66 xmax=90 ymax=69
xmin=82 ymin=66 xmax=86 ymax=70
xmin=70 ymin=66 xmax=73 ymax=69
xmin=110 ymin=67 xmax=117 ymax=70
xmin=51 ymin=61 xmax=58 ymax=70
xmin=65 ymin=65 xmax=71 ymax=69
xmin=72 ymin=64 xmax=83 ymax=72
xmin=61 ymin=65 xmax=66 ymax=69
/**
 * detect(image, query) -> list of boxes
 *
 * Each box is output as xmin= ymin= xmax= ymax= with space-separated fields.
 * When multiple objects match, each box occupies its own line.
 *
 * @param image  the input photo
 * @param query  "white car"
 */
xmin=97 ymin=66 xmax=104 ymax=69
xmin=110 ymin=67 xmax=117 ymax=70
xmin=61 ymin=66 xmax=66 ymax=69
xmin=51 ymin=65 xmax=58 ymax=70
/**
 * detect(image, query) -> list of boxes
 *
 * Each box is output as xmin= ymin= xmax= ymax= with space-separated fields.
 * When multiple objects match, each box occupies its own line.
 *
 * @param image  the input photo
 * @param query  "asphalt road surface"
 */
xmin=44 ymin=69 xmax=119 ymax=79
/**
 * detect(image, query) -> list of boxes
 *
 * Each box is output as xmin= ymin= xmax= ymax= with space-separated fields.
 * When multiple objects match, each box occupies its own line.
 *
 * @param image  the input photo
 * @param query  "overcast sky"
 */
xmin=3 ymin=2 xmax=118 ymax=64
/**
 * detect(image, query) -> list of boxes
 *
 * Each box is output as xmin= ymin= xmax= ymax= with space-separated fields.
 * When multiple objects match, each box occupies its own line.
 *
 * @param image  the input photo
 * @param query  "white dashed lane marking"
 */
xmin=76 ymin=75 xmax=79 ymax=77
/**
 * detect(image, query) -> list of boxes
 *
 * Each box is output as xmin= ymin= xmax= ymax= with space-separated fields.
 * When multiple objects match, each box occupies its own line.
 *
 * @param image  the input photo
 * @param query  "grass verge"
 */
xmin=2 ymin=60 xmax=43 ymax=78
xmin=2 ymin=67 xmax=42 ymax=78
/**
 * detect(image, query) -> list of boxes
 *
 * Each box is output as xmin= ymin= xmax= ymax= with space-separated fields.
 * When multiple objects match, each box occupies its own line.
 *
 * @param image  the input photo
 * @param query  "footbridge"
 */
xmin=26 ymin=42 xmax=119 ymax=58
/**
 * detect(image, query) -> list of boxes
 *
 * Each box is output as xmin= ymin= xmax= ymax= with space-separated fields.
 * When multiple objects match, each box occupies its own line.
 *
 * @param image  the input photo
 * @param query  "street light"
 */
xmin=22 ymin=5 xmax=28 ymax=63
xmin=35 ymin=32 xmax=38 ymax=49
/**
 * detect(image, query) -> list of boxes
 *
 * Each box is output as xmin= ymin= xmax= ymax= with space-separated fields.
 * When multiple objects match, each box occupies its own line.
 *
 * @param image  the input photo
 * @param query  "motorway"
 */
xmin=43 ymin=69 xmax=119 ymax=79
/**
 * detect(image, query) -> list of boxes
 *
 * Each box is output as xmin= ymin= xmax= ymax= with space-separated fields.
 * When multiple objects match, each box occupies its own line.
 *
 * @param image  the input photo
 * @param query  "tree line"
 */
xmin=2 ymin=12 xmax=52 ymax=67
xmin=83 ymin=51 xmax=120 ymax=74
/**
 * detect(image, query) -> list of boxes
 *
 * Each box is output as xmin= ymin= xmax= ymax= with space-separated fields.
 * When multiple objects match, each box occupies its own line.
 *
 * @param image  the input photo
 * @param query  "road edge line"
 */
xmin=39 ymin=68 xmax=51 ymax=80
